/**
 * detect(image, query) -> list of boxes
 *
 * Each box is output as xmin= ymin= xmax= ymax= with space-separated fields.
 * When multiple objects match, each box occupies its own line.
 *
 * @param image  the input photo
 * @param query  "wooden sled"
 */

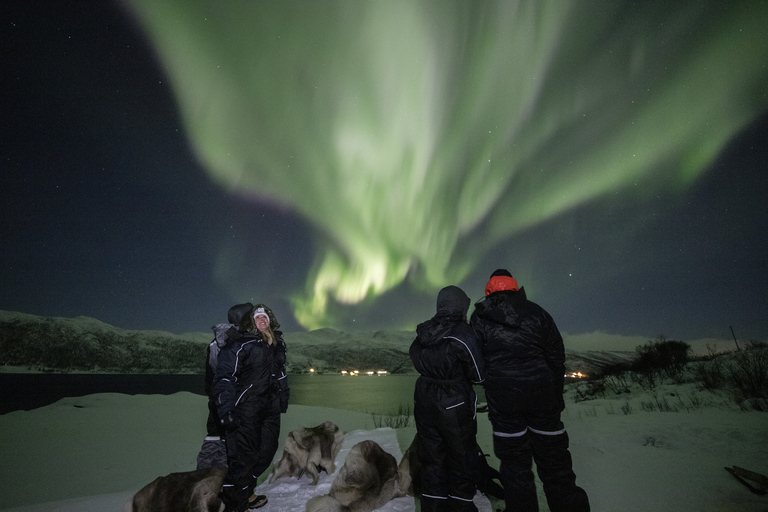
xmin=724 ymin=466 xmax=768 ymax=495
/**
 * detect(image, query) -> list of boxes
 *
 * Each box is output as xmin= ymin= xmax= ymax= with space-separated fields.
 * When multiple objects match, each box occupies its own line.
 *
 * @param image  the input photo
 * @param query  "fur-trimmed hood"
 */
xmin=240 ymin=303 xmax=281 ymax=333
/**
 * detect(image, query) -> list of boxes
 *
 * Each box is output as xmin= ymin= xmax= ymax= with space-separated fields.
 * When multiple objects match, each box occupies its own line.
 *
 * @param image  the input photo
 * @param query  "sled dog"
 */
xmin=123 ymin=466 xmax=226 ymax=512
xmin=305 ymin=439 xmax=408 ymax=512
xmin=270 ymin=421 xmax=344 ymax=485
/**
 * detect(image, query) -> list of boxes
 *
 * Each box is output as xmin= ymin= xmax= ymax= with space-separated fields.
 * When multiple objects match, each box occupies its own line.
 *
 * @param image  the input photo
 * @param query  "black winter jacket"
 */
xmin=213 ymin=330 xmax=287 ymax=419
xmin=470 ymin=287 xmax=565 ymax=396
xmin=205 ymin=302 xmax=253 ymax=397
xmin=410 ymin=315 xmax=485 ymax=385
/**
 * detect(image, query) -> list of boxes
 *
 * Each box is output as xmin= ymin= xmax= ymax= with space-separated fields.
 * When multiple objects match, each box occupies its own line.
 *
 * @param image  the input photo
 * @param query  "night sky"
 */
xmin=2 ymin=1 xmax=767 ymax=344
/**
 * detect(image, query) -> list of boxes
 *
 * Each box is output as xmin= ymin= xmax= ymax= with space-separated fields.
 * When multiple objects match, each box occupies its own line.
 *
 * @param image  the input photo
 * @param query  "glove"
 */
xmin=279 ymin=392 xmax=289 ymax=413
xmin=220 ymin=410 xmax=239 ymax=431
xmin=278 ymin=376 xmax=290 ymax=413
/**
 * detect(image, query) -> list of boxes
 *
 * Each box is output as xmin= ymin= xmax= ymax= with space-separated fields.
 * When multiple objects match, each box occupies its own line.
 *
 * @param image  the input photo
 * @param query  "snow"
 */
xmin=1 ymin=386 xmax=767 ymax=512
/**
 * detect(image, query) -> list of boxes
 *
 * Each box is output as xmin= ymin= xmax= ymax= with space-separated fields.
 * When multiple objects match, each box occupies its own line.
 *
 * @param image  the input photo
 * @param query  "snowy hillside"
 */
xmin=0 ymin=310 xmax=633 ymax=375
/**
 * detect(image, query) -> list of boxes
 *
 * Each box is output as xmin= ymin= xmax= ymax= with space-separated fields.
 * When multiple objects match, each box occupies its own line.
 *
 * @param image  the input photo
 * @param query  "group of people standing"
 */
xmin=410 ymin=269 xmax=590 ymax=512
xmin=196 ymin=267 xmax=589 ymax=512
xmin=196 ymin=302 xmax=289 ymax=512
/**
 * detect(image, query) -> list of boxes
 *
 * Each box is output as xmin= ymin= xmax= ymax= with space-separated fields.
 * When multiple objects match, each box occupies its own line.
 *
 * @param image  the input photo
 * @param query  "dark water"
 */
xmin=289 ymin=374 xmax=422 ymax=414
xmin=0 ymin=373 xmax=439 ymax=415
xmin=0 ymin=373 xmax=206 ymax=414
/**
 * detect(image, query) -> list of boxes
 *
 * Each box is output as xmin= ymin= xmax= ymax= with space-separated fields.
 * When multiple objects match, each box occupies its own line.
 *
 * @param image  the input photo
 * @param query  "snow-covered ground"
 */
xmin=1 ymin=386 xmax=766 ymax=512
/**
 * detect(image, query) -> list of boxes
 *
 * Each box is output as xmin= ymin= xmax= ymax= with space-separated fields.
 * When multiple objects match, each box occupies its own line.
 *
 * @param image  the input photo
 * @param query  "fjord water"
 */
xmin=0 ymin=373 xmax=430 ymax=415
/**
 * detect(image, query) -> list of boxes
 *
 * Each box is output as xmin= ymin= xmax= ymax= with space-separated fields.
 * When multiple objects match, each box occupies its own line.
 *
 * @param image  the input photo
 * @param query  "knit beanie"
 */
xmin=253 ymin=307 xmax=270 ymax=325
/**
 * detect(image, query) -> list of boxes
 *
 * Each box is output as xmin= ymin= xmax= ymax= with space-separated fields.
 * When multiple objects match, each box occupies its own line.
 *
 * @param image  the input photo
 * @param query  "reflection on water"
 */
xmin=290 ymin=374 xmax=418 ymax=414
xmin=290 ymin=374 xmax=488 ymax=414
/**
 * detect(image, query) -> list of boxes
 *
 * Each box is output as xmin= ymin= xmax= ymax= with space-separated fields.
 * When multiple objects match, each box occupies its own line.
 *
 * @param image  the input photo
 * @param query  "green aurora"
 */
xmin=127 ymin=0 xmax=768 ymax=329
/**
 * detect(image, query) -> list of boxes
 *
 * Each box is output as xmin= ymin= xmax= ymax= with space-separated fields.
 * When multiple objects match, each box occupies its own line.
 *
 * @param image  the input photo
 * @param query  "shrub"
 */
xmin=633 ymin=337 xmax=690 ymax=373
xmin=630 ymin=337 xmax=691 ymax=386
xmin=726 ymin=345 xmax=768 ymax=411
xmin=603 ymin=372 xmax=631 ymax=394
xmin=693 ymin=358 xmax=725 ymax=390
xmin=630 ymin=369 xmax=658 ymax=390
xmin=640 ymin=391 xmax=678 ymax=412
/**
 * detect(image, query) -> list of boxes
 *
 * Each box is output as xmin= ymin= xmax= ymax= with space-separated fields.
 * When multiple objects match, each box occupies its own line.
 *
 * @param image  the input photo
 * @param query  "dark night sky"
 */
xmin=2 ymin=1 xmax=767 ymax=345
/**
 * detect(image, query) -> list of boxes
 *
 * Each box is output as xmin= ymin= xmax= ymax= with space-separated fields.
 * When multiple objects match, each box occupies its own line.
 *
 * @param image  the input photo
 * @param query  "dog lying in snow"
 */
xmin=306 ymin=439 xmax=409 ymax=512
xmin=123 ymin=466 xmax=227 ymax=512
xmin=270 ymin=421 xmax=345 ymax=485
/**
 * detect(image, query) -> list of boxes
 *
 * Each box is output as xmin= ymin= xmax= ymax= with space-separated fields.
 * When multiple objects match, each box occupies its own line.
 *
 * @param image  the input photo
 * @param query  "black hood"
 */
xmin=415 ymin=286 xmax=471 ymax=347
xmin=435 ymin=285 xmax=470 ymax=319
xmin=227 ymin=302 xmax=254 ymax=326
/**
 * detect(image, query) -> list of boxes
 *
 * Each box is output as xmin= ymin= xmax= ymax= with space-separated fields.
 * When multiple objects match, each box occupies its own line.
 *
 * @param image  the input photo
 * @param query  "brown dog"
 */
xmin=270 ymin=421 xmax=345 ymax=485
xmin=305 ymin=439 xmax=408 ymax=512
xmin=123 ymin=466 xmax=227 ymax=512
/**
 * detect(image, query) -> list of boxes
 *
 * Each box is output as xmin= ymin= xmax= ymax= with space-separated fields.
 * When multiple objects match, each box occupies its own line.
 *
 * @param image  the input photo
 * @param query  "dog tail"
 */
xmin=305 ymin=494 xmax=346 ymax=512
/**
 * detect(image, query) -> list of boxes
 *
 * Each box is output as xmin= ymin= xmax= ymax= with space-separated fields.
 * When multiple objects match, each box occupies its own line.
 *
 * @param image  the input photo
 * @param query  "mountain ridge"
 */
xmin=0 ymin=310 xmax=630 ymax=375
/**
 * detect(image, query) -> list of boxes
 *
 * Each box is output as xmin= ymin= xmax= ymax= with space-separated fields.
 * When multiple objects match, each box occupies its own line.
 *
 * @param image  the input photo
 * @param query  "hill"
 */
xmin=0 ymin=310 xmax=631 ymax=375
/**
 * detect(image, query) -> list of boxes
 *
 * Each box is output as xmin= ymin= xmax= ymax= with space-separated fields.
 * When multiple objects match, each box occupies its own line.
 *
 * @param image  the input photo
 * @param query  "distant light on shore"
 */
xmin=340 ymin=369 xmax=388 ymax=376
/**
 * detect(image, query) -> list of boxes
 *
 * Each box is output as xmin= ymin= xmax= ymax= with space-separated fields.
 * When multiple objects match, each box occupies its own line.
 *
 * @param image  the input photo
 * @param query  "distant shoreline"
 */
xmin=0 ymin=366 xmax=204 ymax=375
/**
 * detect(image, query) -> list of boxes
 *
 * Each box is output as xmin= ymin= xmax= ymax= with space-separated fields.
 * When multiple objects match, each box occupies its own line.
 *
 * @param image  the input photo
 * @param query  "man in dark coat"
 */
xmin=196 ymin=302 xmax=253 ymax=470
xmin=470 ymin=269 xmax=589 ymax=512
xmin=213 ymin=304 xmax=288 ymax=512
xmin=410 ymin=285 xmax=485 ymax=512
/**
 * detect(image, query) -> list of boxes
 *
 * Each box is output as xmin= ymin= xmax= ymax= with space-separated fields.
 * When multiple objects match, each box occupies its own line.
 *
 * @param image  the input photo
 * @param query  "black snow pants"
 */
xmin=414 ymin=376 xmax=479 ymax=512
xmin=220 ymin=393 xmax=281 ymax=512
xmin=486 ymin=377 xmax=589 ymax=512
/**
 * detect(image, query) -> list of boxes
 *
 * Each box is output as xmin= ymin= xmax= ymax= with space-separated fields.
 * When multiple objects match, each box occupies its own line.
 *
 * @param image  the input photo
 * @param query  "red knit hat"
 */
xmin=485 ymin=269 xmax=519 ymax=295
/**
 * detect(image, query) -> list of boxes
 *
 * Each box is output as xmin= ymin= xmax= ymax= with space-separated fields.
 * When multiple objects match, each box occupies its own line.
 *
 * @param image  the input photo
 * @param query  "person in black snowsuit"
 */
xmin=196 ymin=302 xmax=253 ymax=470
xmin=470 ymin=269 xmax=589 ymax=512
xmin=410 ymin=285 xmax=485 ymax=512
xmin=213 ymin=304 xmax=289 ymax=512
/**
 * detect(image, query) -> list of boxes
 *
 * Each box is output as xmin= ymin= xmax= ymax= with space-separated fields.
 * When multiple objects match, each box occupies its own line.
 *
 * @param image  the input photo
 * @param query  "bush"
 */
xmin=631 ymin=337 xmax=691 ymax=385
xmin=603 ymin=372 xmax=631 ymax=394
xmin=630 ymin=369 xmax=660 ymax=390
xmin=726 ymin=345 xmax=768 ymax=411
xmin=633 ymin=337 xmax=691 ymax=372
xmin=693 ymin=358 xmax=725 ymax=390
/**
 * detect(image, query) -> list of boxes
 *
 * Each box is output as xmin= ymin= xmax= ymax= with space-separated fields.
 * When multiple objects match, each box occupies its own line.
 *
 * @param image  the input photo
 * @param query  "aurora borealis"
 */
xmin=127 ymin=0 xmax=768 ymax=329
xmin=2 ymin=1 xmax=767 ymax=342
